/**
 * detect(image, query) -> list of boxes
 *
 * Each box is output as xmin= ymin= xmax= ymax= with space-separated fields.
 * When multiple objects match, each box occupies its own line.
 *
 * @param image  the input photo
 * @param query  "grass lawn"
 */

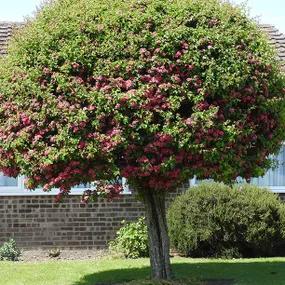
xmin=1 ymin=257 xmax=285 ymax=285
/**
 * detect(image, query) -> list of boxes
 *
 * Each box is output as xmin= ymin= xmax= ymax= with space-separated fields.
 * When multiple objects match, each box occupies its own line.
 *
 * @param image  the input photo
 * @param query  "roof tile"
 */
xmin=0 ymin=22 xmax=20 ymax=56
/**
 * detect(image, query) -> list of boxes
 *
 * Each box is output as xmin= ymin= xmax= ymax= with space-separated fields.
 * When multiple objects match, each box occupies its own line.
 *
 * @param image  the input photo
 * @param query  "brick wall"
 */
xmin=0 ymin=184 xmax=188 ymax=249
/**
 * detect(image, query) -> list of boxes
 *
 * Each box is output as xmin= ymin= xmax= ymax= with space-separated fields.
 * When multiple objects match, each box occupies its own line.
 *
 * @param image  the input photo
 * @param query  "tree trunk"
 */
xmin=141 ymin=190 xmax=172 ymax=280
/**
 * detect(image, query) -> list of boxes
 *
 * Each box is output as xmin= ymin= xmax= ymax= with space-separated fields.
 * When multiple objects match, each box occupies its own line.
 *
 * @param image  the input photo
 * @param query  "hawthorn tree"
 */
xmin=0 ymin=0 xmax=285 ymax=280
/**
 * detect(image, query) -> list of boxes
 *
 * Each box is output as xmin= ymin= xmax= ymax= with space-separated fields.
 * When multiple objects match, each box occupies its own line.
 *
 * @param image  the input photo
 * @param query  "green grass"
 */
xmin=1 ymin=257 xmax=285 ymax=285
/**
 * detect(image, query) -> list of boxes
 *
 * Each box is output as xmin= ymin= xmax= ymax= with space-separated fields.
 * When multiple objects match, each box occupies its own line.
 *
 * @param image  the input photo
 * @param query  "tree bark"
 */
xmin=140 ymin=190 xmax=172 ymax=280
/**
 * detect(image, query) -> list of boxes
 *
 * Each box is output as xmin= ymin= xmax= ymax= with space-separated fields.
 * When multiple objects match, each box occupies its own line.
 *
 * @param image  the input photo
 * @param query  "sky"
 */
xmin=0 ymin=0 xmax=43 ymax=22
xmin=232 ymin=0 xmax=285 ymax=32
xmin=0 ymin=0 xmax=284 ymax=32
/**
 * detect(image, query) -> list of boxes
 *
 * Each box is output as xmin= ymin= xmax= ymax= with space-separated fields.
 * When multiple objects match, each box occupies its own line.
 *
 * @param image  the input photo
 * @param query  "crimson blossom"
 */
xmin=0 ymin=0 xmax=284 ymax=280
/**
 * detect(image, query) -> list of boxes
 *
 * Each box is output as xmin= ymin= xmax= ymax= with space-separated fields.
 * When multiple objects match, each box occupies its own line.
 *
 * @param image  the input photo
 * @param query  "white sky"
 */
xmin=0 ymin=0 xmax=43 ymax=22
xmin=0 ymin=0 xmax=284 ymax=32
xmin=232 ymin=0 xmax=285 ymax=32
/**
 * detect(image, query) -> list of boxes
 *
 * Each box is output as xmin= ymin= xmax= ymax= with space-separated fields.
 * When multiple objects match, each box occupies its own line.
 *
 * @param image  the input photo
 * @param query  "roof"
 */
xmin=0 ymin=21 xmax=284 ymax=69
xmin=0 ymin=22 xmax=20 ymax=56
xmin=259 ymin=24 xmax=285 ymax=69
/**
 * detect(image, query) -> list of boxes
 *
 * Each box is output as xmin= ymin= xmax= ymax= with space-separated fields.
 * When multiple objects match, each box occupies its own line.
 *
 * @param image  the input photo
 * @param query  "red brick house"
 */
xmin=0 ymin=22 xmax=284 ymax=249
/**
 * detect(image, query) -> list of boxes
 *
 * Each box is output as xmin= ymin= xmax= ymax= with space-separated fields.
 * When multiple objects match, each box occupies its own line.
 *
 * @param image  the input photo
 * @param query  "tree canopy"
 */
xmin=0 ymin=0 xmax=284 ymax=197
xmin=1 ymin=0 xmax=285 ymax=279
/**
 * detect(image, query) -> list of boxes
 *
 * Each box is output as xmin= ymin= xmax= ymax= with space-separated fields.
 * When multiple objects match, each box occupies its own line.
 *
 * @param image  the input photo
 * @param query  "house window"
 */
xmin=0 ymin=175 xmax=130 ymax=196
xmin=0 ymin=175 xmax=18 ymax=187
xmin=251 ymin=145 xmax=285 ymax=192
xmin=0 ymin=174 xmax=23 ymax=195
xmin=190 ymin=144 xmax=285 ymax=193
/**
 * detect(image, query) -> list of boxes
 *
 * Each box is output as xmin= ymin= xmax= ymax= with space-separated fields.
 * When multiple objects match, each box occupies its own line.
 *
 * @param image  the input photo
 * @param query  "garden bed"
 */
xmin=20 ymin=249 xmax=107 ymax=262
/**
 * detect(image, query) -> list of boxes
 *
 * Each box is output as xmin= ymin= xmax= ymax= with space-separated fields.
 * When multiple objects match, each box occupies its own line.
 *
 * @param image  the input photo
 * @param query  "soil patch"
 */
xmin=20 ymin=249 xmax=107 ymax=262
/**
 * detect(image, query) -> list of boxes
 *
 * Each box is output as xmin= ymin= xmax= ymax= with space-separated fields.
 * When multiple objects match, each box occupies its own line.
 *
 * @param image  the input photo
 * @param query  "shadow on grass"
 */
xmin=72 ymin=260 xmax=285 ymax=285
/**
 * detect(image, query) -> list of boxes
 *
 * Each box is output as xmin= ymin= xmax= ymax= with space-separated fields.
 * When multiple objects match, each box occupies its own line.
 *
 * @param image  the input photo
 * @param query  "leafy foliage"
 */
xmin=109 ymin=217 xmax=149 ymax=259
xmin=168 ymin=183 xmax=285 ymax=258
xmin=0 ymin=0 xmax=284 ymax=197
xmin=0 ymin=239 xmax=21 ymax=261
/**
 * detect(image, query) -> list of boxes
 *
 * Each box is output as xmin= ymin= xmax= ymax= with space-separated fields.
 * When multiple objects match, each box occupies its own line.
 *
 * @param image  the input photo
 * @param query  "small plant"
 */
xmin=109 ymin=217 xmax=149 ymax=259
xmin=48 ymin=248 xmax=61 ymax=258
xmin=0 ymin=239 xmax=21 ymax=261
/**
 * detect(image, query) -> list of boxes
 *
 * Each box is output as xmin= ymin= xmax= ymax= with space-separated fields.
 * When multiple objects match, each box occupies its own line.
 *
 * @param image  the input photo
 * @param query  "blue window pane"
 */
xmin=72 ymin=178 xmax=130 ymax=193
xmin=251 ymin=145 xmax=285 ymax=187
xmin=72 ymin=183 xmax=93 ymax=189
xmin=0 ymin=174 xmax=18 ymax=186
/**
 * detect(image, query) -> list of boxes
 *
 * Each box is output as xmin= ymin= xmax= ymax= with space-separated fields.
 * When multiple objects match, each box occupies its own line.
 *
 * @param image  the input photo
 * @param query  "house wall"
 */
xmin=0 ymin=184 xmax=187 ymax=249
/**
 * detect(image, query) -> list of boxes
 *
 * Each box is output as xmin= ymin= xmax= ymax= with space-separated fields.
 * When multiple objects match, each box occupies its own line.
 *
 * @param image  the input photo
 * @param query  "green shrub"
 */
xmin=0 ymin=239 xmax=21 ymax=261
xmin=168 ymin=182 xmax=285 ymax=258
xmin=109 ymin=217 xmax=149 ymax=258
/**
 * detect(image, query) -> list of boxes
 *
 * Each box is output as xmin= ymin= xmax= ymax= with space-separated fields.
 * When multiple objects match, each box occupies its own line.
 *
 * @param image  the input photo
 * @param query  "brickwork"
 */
xmin=0 ymin=194 xmax=144 ymax=249
xmin=0 ymin=183 xmax=188 ymax=249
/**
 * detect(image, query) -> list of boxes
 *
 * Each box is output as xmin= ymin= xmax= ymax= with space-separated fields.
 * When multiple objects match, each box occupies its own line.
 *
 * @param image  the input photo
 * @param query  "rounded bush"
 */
xmin=168 ymin=183 xmax=285 ymax=258
xmin=0 ymin=0 xmax=284 ymax=194
xmin=109 ymin=217 xmax=149 ymax=258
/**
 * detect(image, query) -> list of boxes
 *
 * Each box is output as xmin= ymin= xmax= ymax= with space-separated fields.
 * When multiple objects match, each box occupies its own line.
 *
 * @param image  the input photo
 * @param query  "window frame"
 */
xmin=0 ymin=176 xmax=131 ymax=196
